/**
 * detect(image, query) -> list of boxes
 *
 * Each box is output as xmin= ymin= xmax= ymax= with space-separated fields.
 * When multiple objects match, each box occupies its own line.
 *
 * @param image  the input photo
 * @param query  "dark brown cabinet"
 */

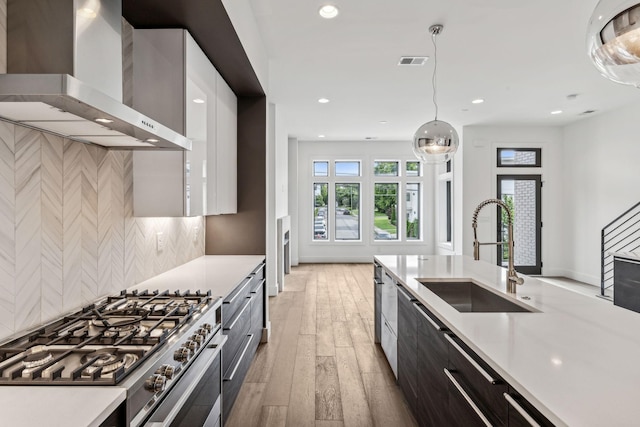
xmin=446 ymin=334 xmax=507 ymax=426
xmin=222 ymin=260 xmax=265 ymax=424
xmin=614 ymin=257 xmax=640 ymax=313
xmin=397 ymin=286 xmax=418 ymax=414
xmin=415 ymin=303 xmax=449 ymax=427
xmin=506 ymin=387 xmax=554 ymax=427
xmin=374 ymin=266 xmax=556 ymax=427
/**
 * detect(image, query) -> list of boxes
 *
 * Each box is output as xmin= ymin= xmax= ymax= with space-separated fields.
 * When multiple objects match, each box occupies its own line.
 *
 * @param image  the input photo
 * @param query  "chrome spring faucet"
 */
xmin=472 ymin=198 xmax=524 ymax=293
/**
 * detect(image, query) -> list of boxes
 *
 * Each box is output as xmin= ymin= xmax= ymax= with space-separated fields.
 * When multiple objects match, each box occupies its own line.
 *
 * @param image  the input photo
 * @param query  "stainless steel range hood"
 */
xmin=0 ymin=0 xmax=191 ymax=150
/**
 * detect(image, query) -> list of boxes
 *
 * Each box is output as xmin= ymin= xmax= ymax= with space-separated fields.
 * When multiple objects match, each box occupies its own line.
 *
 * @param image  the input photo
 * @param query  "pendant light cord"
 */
xmin=432 ymin=29 xmax=438 ymax=121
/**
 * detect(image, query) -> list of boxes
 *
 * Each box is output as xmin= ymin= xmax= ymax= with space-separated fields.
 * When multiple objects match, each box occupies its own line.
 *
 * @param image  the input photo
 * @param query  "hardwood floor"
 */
xmin=226 ymin=264 xmax=417 ymax=427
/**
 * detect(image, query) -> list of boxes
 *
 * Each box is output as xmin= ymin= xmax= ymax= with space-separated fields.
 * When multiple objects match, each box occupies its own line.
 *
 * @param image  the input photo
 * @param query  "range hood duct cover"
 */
xmin=0 ymin=0 xmax=190 ymax=150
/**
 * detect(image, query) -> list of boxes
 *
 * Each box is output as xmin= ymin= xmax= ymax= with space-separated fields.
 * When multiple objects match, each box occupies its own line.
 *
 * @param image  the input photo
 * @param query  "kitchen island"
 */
xmin=0 ymin=255 xmax=264 ymax=427
xmin=375 ymin=254 xmax=640 ymax=427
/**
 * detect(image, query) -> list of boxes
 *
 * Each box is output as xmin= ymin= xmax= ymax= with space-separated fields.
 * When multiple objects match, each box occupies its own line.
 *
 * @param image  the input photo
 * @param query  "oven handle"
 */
xmin=142 ymin=333 xmax=226 ymax=427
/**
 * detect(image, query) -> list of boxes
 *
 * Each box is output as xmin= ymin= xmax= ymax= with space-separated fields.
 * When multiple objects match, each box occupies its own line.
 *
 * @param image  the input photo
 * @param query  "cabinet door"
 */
xmin=416 ymin=303 xmax=449 ymax=427
xmin=211 ymin=73 xmax=237 ymax=214
xmin=397 ymin=286 xmax=417 ymax=415
xmin=614 ymin=258 xmax=640 ymax=312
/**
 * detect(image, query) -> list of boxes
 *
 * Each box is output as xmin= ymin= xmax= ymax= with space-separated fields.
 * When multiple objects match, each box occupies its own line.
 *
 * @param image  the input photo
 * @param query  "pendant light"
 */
xmin=412 ymin=24 xmax=459 ymax=164
xmin=587 ymin=0 xmax=640 ymax=87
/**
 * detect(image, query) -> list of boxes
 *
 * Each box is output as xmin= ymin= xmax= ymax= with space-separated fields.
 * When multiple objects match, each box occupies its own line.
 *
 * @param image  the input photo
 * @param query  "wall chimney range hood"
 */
xmin=0 ymin=0 xmax=191 ymax=150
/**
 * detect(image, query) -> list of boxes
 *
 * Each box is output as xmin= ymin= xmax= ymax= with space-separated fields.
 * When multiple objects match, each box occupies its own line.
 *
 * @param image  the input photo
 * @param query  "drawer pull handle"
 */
xmin=444 ymin=368 xmax=493 ymax=427
xmin=224 ymin=299 xmax=251 ymax=331
xmin=397 ymin=285 xmax=414 ymax=301
xmin=225 ymin=277 xmax=252 ymax=304
xmin=504 ymin=393 xmax=541 ymax=427
xmin=445 ymin=334 xmax=498 ymax=384
xmin=251 ymin=279 xmax=266 ymax=294
xmin=413 ymin=302 xmax=445 ymax=331
xmin=224 ymin=334 xmax=254 ymax=382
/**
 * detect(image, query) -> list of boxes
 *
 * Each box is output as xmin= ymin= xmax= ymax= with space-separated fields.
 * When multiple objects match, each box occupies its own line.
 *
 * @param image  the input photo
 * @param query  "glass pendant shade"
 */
xmin=587 ymin=0 xmax=640 ymax=87
xmin=412 ymin=119 xmax=459 ymax=164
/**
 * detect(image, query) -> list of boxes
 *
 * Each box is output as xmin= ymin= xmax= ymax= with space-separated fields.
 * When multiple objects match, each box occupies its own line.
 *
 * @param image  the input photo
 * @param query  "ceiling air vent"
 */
xmin=398 ymin=56 xmax=428 ymax=66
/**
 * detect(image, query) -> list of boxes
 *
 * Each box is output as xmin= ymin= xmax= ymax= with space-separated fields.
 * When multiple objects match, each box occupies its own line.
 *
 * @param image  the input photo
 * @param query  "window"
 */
xmin=335 ymin=183 xmax=360 ymax=240
xmin=373 ymin=161 xmax=399 ymax=177
xmin=374 ymin=183 xmax=398 ymax=240
xmin=406 ymin=161 xmax=420 ymax=177
xmin=314 ymin=161 xmax=329 ymax=176
xmin=406 ymin=183 xmax=420 ymax=240
xmin=335 ymin=161 xmax=360 ymax=177
xmin=497 ymin=148 xmax=541 ymax=167
xmin=437 ymin=160 xmax=453 ymax=246
xmin=313 ymin=183 xmax=328 ymax=240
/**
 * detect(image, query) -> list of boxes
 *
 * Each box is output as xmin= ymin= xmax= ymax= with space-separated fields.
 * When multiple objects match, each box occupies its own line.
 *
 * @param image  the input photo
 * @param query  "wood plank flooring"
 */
xmin=226 ymin=264 xmax=417 ymax=427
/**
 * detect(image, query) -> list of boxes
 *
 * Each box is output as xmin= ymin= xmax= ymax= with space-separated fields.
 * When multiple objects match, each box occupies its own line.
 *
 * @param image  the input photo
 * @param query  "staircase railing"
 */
xmin=601 ymin=201 xmax=640 ymax=298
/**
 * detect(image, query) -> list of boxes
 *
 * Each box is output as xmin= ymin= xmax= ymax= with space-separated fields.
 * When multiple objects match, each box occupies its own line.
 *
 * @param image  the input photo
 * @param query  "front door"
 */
xmin=497 ymin=175 xmax=542 ymax=275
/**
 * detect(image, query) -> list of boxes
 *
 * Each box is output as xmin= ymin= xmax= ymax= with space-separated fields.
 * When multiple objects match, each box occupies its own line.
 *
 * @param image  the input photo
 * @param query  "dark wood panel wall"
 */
xmin=206 ymin=96 xmax=266 ymax=254
xmin=123 ymin=0 xmax=267 ymax=255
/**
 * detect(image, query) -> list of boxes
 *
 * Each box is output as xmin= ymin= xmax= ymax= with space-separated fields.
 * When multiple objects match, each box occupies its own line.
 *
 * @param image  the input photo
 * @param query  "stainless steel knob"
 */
xmin=155 ymin=364 xmax=176 ymax=379
xmin=196 ymin=327 xmax=209 ymax=337
xmin=144 ymin=374 xmax=166 ymax=393
xmin=184 ymin=340 xmax=199 ymax=352
xmin=174 ymin=347 xmax=190 ymax=363
xmin=201 ymin=323 xmax=213 ymax=332
xmin=191 ymin=334 xmax=205 ymax=345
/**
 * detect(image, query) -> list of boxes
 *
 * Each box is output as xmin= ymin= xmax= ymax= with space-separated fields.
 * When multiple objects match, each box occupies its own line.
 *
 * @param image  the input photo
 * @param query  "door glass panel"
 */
xmin=335 ymin=183 xmax=360 ymax=240
xmin=498 ymin=176 xmax=541 ymax=274
xmin=374 ymin=183 xmax=398 ymax=240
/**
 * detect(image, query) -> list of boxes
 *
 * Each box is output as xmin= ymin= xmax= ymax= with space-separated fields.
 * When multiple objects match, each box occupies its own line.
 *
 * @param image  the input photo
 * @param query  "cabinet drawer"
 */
xmin=250 ymin=280 xmax=264 ymax=336
xmin=374 ymin=279 xmax=382 ymax=344
xmin=251 ymin=262 xmax=265 ymax=282
xmin=381 ymin=271 xmax=397 ymax=335
xmin=506 ymin=387 xmax=555 ymax=427
xmin=447 ymin=335 xmax=507 ymax=426
xmin=397 ymin=286 xmax=417 ymax=412
xmin=223 ymin=277 xmax=252 ymax=324
xmin=380 ymin=316 xmax=397 ymax=378
xmin=223 ymin=333 xmax=258 ymax=424
xmin=222 ymin=298 xmax=252 ymax=374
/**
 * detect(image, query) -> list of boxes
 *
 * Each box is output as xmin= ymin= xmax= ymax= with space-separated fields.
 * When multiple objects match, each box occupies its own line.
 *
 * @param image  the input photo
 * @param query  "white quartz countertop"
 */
xmin=128 ymin=255 xmax=265 ymax=297
xmin=0 ymin=386 xmax=125 ymax=427
xmin=0 ymin=255 xmax=264 ymax=427
xmin=375 ymin=255 xmax=640 ymax=427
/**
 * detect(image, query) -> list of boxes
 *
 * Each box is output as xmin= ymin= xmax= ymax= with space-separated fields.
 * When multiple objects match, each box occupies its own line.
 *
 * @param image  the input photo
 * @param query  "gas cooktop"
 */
xmin=0 ymin=289 xmax=218 ymax=385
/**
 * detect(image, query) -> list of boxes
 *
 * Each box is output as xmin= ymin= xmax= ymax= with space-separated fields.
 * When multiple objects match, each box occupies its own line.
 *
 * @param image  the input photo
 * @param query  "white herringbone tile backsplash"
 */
xmin=0 ymin=123 xmax=205 ymax=341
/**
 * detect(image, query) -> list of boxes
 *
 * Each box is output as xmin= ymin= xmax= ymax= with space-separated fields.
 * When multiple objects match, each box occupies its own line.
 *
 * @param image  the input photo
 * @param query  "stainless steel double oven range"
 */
xmin=0 ymin=289 xmax=226 ymax=426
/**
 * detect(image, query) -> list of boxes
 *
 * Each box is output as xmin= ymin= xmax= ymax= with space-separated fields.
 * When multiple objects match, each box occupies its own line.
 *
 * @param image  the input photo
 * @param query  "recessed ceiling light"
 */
xmin=379 ymin=121 xmax=388 ymax=124
xmin=95 ymin=118 xmax=113 ymax=124
xmin=318 ymin=134 xmax=326 ymax=138
xmin=146 ymin=138 xmax=159 ymax=143
xmin=551 ymin=110 xmax=563 ymax=115
xmin=319 ymin=5 xmax=339 ymax=19
xmin=193 ymin=98 xmax=205 ymax=104
xmin=318 ymin=98 xmax=330 ymax=104
xmin=471 ymin=98 xmax=485 ymax=104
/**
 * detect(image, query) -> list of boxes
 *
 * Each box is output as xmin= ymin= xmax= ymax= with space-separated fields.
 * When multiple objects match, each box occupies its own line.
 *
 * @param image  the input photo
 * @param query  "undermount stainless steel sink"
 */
xmin=419 ymin=281 xmax=536 ymax=313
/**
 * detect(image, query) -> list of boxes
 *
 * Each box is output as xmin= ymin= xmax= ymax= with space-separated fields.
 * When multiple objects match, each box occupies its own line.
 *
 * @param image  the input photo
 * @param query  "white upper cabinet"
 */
xmin=131 ymin=29 xmax=237 ymax=217
xmin=210 ymin=73 xmax=237 ymax=215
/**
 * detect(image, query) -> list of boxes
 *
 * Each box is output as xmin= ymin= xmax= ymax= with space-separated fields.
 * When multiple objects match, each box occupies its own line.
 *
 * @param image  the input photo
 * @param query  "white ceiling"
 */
xmin=249 ymin=0 xmax=640 ymax=142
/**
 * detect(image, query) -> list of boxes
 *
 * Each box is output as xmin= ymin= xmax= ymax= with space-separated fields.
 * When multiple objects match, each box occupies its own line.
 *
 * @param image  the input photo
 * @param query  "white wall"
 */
xmin=288 ymin=137 xmax=299 ymax=266
xmin=461 ymin=126 xmax=564 ymax=276
xmin=562 ymin=102 xmax=640 ymax=285
xmin=296 ymin=140 xmax=437 ymax=263
xmin=266 ymin=103 xmax=289 ymax=295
